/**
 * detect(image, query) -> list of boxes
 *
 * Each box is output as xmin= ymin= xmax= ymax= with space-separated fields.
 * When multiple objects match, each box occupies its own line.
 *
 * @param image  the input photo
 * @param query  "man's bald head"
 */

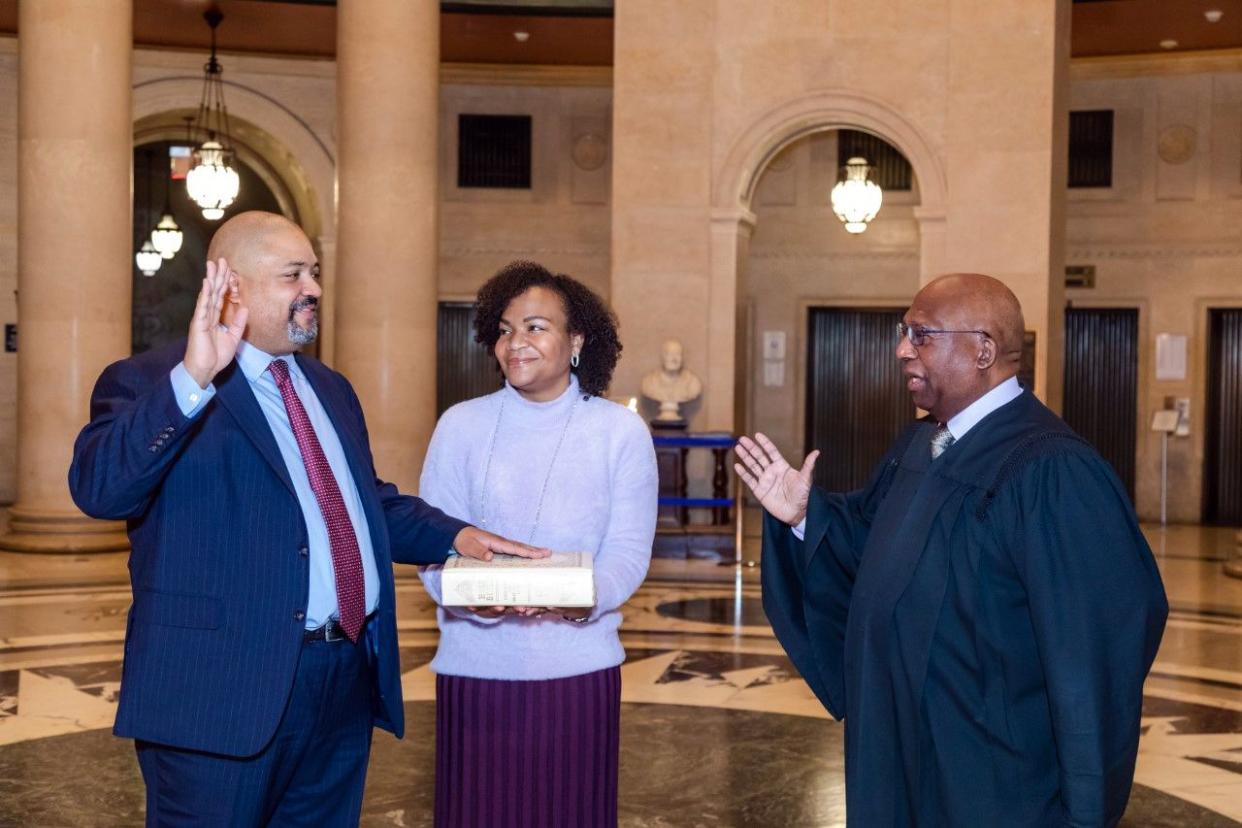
xmin=206 ymin=211 xmax=306 ymax=275
xmin=898 ymin=273 xmax=1026 ymax=423
xmin=917 ymin=273 xmax=1025 ymax=372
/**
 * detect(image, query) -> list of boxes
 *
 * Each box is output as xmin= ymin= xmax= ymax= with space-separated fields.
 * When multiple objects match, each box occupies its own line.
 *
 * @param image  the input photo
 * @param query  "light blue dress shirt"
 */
xmin=169 ymin=343 xmax=379 ymax=629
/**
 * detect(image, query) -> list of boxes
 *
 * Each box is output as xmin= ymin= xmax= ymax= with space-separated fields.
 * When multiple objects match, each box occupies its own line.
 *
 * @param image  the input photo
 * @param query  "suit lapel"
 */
xmin=214 ymin=361 xmax=297 ymax=497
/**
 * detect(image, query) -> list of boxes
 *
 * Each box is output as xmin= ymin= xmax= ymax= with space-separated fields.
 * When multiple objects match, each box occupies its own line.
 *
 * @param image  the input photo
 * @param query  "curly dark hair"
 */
xmin=473 ymin=261 xmax=622 ymax=398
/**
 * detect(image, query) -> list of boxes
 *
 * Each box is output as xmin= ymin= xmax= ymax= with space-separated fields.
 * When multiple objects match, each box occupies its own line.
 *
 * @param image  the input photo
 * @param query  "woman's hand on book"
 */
xmin=463 ymin=605 xmax=591 ymax=620
xmin=465 ymin=605 xmax=549 ymax=618
xmin=466 ymin=605 xmax=508 ymax=618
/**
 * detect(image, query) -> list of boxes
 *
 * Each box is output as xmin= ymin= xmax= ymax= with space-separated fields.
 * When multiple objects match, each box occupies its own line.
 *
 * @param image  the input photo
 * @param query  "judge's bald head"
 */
xmin=897 ymin=273 xmax=1025 ymax=424
xmin=207 ymin=211 xmax=321 ymax=356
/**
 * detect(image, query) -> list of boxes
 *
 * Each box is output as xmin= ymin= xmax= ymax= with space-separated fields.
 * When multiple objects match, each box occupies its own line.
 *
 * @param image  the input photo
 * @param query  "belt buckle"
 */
xmin=324 ymin=620 xmax=345 ymax=642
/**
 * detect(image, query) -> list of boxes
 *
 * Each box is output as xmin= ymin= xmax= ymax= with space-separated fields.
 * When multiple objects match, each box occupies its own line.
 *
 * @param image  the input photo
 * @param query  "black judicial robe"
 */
xmin=762 ymin=390 xmax=1168 ymax=827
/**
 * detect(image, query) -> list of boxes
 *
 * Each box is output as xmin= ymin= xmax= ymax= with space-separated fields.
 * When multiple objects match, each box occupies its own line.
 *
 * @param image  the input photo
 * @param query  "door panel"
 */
xmin=1063 ymin=307 xmax=1139 ymax=501
xmin=805 ymin=308 xmax=914 ymax=492
xmin=1204 ymin=309 xmax=1242 ymax=524
xmin=437 ymin=302 xmax=503 ymax=416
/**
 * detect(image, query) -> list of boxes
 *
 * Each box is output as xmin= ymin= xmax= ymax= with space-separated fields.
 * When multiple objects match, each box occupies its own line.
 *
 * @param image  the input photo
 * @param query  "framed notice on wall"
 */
xmin=1155 ymin=333 xmax=1188 ymax=381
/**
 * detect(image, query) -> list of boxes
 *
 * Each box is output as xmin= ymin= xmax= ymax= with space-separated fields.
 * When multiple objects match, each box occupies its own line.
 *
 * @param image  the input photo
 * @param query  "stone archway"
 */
xmin=706 ymin=90 xmax=948 ymax=435
xmin=714 ymin=88 xmax=947 ymax=280
xmin=131 ymin=77 xmax=341 ymax=360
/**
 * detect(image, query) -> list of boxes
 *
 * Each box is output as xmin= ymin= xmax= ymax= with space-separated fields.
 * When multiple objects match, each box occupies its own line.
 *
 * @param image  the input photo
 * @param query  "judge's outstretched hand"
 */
xmin=734 ymin=433 xmax=819 ymax=526
xmin=184 ymin=258 xmax=248 ymax=389
xmin=453 ymin=526 xmax=550 ymax=562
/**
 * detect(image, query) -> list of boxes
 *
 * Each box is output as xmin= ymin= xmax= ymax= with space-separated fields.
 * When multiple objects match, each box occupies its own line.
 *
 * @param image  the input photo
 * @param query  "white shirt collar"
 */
xmin=235 ymin=340 xmax=300 ymax=384
xmin=945 ymin=376 xmax=1023 ymax=440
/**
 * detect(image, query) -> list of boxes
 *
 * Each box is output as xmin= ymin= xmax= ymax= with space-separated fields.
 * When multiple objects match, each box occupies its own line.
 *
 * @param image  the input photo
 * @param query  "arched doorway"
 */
xmin=741 ymin=127 xmax=923 ymax=486
xmin=712 ymin=90 xmax=946 ymax=468
xmin=131 ymin=140 xmax=286 ymax=354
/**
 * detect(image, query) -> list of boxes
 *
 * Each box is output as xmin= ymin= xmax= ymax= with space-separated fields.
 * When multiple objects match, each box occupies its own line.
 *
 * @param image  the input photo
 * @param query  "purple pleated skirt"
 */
xmin=434 ymin=667 xmax=622 ymax=828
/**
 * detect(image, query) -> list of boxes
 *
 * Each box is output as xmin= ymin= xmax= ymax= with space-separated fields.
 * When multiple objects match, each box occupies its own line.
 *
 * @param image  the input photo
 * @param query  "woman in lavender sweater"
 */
xmin=418 ymin=261 xmax=658 ymax=827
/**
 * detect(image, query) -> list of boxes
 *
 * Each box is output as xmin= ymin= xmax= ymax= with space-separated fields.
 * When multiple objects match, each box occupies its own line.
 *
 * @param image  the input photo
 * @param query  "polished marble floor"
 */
xmin=0 ymin=523 xmax=1239 ymax=826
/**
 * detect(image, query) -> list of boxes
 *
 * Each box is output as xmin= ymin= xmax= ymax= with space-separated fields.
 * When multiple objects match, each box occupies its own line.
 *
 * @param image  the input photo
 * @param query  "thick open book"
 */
xmin=441 ymin=551 xmax=595 ymax=608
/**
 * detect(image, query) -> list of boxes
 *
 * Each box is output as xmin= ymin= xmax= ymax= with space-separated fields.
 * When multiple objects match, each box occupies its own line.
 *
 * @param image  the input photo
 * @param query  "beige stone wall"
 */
xmin=439 ymin=75 xmax=612 ymax=301
xmin=740 ymin=51 xmax=1242 ymax=524
xmin=1066 ymin=55 xmax=1242 ymax=522
xmin=610 ymin=0 xmax=1068 ymax=438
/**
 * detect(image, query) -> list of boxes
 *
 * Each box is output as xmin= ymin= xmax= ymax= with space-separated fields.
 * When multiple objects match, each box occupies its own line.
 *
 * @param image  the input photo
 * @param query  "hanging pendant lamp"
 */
xmin=186 ymin=7 xmax=240 ymax=221
xmin=150 ymin=151 xmax=184 ymax=259
xmin=135 ymin=149 xmax=162 ymax=277
xmin=830 ymin=156 xmax=884 ymax=234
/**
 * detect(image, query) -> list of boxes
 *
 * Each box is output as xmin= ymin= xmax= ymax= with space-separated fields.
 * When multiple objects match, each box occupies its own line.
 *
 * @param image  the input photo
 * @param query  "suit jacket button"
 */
xmin=148 ymin=445 xmax=158 ymax=453
xmin=293 ymin=610 xmax=305 ymax=622
xmin=298 ymin=545 xmax=309 ymax=557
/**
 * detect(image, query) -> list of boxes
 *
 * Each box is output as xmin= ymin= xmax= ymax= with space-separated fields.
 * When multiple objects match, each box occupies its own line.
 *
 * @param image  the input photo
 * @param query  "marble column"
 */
xmin=610 ymin=0 xmax=720 ymax=430
xmin=940 ymin=0 xmax=1071 ymax=410
xmin=335 ymin=0 xmax=439 ymax=493
xmin=0 ymin=0 xmax=132 ymax=553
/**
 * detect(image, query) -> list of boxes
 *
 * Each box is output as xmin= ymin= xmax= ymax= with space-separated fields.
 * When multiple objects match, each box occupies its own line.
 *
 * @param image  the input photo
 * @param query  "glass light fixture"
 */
xmin=135 ymin=241 xmax=163 ymax=277
xmin=135 ymin=148 xmax=162 ymax=277
xmin=150 ymin=153 xmax=184 ymax=259
xmin=151 ymin=211 xmax=184 ymax=259
xmin=830 ymin=156 xmax=884 ymax=234
xmin=186 ymin=8 xmax=240 ymax=221
xmin=187 ymin=140 xmax=239 ymax=221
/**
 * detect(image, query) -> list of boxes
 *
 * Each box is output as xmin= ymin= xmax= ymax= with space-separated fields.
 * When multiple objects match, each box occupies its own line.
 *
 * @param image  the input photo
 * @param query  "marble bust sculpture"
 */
xmin=641 ymin=339 xmax=702 ymax=425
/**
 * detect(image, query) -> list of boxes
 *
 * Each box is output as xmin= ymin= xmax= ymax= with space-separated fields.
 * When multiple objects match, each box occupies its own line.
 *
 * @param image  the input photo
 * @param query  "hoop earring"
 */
xmin=570 ymin=352 xmax=580 ymax=368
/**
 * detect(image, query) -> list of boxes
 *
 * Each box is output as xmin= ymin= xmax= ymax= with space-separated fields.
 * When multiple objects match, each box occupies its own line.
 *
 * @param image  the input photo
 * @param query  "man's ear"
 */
xmin=977 ymin=336 xmax=998 ymax=370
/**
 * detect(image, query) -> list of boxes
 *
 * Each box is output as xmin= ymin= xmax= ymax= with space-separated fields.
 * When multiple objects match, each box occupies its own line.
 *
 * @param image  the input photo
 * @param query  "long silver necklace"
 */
xmin=477 ymin=388 xmax=579 ymax=544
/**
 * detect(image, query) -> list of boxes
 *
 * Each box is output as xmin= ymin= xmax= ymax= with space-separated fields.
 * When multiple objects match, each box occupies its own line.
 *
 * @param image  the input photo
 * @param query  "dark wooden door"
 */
xmin=1063 ymin=308 xmax=1139 ymax=501
xmin=437 ymin=302 xmax=503 ymax=416
xmin=805 ymin=307 xmax=913 ymax=492
xmin=1204 ymin=309 xmax=1242 ymax=524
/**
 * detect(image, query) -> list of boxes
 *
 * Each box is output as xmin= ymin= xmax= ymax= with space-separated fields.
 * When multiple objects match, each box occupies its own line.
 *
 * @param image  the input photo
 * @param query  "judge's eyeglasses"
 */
xmin=896 ymin=322 xmax=991 ymax=348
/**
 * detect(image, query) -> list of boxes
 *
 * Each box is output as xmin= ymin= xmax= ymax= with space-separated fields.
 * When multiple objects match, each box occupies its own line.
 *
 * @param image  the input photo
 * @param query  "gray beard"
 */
xmin=287 ymin=318 xmax=318 ymax=347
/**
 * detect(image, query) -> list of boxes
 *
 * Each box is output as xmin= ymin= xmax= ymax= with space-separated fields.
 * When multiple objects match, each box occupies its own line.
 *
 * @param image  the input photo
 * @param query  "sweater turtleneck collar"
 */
xmin=499 ymin=374 xmax=582 ymax=424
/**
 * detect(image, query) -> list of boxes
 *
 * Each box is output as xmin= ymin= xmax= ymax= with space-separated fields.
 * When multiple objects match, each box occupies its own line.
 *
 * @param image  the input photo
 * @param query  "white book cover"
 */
xmin=440 ymin=551 xmax=595 ymax=608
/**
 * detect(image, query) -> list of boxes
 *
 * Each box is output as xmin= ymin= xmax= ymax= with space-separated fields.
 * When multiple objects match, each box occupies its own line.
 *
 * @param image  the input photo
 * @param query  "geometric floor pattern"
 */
xmin=1 ymin=524 xmax=1240 ymax=826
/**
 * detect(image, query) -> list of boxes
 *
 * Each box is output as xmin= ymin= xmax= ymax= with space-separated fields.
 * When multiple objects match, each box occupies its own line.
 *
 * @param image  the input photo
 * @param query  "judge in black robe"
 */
xmin=736 ymin=274 xmax=1168 ymax=827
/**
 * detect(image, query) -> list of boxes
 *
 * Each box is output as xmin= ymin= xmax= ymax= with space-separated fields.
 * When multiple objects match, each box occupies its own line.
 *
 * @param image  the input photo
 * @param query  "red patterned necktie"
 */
xmin=268 ymin=359 xmax=365 ymax=641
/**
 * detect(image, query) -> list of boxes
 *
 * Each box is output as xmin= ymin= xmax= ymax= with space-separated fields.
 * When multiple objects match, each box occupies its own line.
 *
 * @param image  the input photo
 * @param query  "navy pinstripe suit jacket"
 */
xmin=68 ymin=340 xmax=467 ymax=757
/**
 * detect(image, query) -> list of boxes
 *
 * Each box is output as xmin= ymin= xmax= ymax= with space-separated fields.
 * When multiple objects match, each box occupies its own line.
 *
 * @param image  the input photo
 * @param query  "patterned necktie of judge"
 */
xmin=930 ymin=424 xmax=956 ymax=460
xmin=268 ymin=359 xmax=366 ymax=642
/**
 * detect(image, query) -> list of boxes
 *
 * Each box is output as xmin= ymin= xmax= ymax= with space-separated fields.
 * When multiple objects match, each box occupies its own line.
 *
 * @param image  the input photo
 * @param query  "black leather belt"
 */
xmin=303 ymin=613 xmax=373 ymax=643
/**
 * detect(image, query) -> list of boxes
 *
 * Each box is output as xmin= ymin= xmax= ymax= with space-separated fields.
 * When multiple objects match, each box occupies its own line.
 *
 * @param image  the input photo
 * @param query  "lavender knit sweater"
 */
xmin=417 ymin=375 xmax=658 ymax=680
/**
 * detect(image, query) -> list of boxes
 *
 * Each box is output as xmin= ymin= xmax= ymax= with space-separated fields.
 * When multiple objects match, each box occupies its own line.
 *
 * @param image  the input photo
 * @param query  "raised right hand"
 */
xmin=184 ymin=258 xmax=248 ymax=389
xmin=733 ymin=433 xmax=819 ymax=526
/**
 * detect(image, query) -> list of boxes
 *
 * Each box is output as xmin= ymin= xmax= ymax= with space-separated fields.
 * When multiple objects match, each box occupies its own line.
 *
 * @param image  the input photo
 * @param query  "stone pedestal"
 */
xmin=0 ymin=0 xmax=133 ymax=553
xmin=334 ymin=0 xmax=439 ymax=494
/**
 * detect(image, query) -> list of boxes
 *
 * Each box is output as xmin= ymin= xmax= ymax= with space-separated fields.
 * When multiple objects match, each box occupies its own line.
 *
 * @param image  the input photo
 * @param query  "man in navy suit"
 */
xmin=69 ymin=211 xmax=540 ymax=826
